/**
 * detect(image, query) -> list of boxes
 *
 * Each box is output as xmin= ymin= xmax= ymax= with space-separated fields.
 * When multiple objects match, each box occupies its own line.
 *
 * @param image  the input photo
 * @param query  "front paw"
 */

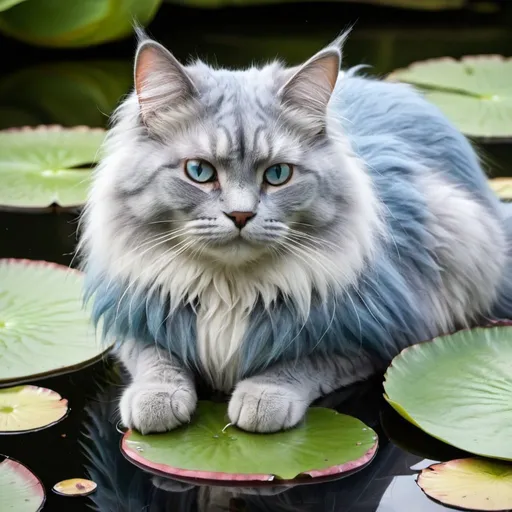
xmin=120 ymin=381 xmax=197 ymax=434
xmin=228 ymin=380 xmax=309 ymax=433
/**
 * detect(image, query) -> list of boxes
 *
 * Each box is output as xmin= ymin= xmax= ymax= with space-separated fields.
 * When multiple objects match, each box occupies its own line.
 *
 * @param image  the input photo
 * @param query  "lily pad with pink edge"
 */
xmin=418 ymin=458 xmax=512 ymax=511
xmin=0 ymin=456 xmax=45 ymax=511
xmin=121 ymin=401 xmax=378 ymax=484
xmin=0 ymin=385 xmax=68 ymax=434
xmin=0 ymin=259 xmax=114 ymax=386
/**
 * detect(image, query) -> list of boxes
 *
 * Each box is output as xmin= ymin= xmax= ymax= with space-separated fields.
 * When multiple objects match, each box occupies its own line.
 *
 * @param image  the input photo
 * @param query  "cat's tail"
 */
xmin=490 ymin=202 xmax=512 ymax=320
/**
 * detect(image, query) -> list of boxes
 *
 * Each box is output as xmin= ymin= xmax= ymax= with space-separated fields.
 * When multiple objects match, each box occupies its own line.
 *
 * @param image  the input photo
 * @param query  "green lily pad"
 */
xmin=0 ymin=259 xmax=113 ymax=386
xmin=383 ymin=325 xmax=512 ymax=461
xmin=489 ymin=178 xmax=512 ymax=200
xmin=387 ymin=56 xmax=512 ymax=141
xmin=121 ymin=401 xmax=378 ymax=483
xmin=0 ymin=0 xmax=162 ymax=48
xmin=0 ymin=125 xmax=105 ymax=211
xmin=418 ymin=458 xmax=512 ymax=511
xmin=0 ymin=386 xmax=68 ymax=434
xmin=0 ymin=457 xmax=45 ymax=511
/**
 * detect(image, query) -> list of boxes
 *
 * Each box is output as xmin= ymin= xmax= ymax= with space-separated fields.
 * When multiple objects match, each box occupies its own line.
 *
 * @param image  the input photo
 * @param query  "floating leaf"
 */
xmin=418 ymin=458 xmax=512 ymax=511
xmin=489 ymin=178 xmax=512 ymax=200
xmin=0 ymin=385 xmax=68 ymax=434
xmin=0 ymin=0 xmax=162 ymax=48
xmin=53 ymin=478 xmax=97 ymax=497
xmin=387 ymin=56 xmax=512 ymax=141
xmin=122 ymin=401 xmax=378 ymax=483
xmin=0 ymin=457 xmax=45 ymax=511
xmin=0 ymin=259 xmax=113 ymax=386
xmin=0 ymin=125 xmax=104 ymax=211
xmin=383 ymin=325 xmax=512 ymax=461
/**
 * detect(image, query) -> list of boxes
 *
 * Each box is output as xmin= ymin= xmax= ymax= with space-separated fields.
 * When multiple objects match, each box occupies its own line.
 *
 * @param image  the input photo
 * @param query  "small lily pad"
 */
xmin=0 ymin=125 xmax=105 ymax=211
xmin=0 ymin=259 xmax=113 ymax=386
xmin=383 ymin=325 xmax=512 ymax=461
xmin=0 ymin=385 xmax=68 ymax=434
xmin=53 ymin=478 xmax=97 ymax=497
xmin=418 ymin=458 xmax=512 ymax=511
xmin=387 ymin=56 xmax=512 ymax=141
xmin=0 ymin=456 xmax=45 ymax=511
xmin=121 ymin=401 xmax=378 ymax=483
xmin=489 ymin=178 xmax=512 ymax=200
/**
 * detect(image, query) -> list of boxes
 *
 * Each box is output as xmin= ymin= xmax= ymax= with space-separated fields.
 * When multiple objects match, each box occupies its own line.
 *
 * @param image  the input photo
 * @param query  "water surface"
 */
xmin=1 ymin=3 xmax=511 ymax=510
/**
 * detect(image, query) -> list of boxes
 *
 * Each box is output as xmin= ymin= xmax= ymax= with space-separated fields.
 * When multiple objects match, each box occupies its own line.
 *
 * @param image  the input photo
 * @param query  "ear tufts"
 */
xmin=134 ymin=39 xmax=198 ymax=130
xmin=278 ymin=29 xmax=352 ymax=131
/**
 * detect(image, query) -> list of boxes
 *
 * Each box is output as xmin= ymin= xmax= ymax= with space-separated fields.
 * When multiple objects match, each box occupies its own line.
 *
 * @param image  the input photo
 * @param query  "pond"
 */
xmin=0 ymin=2 xmax=511 ymax=511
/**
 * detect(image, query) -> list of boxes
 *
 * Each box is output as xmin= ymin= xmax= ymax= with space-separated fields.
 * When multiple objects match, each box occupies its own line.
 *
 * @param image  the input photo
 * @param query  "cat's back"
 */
xmin=333 ymin=72 xmax=495 ymax=205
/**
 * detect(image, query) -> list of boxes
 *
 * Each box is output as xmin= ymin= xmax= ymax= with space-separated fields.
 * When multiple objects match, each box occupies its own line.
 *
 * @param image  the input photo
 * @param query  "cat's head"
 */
xmin=83 ymin=31 xmax=379 ymax=288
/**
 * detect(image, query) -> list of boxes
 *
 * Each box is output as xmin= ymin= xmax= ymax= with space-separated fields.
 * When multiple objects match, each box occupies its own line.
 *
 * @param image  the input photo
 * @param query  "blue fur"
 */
xmin=85 ymin=71 xmax=512 ymax=381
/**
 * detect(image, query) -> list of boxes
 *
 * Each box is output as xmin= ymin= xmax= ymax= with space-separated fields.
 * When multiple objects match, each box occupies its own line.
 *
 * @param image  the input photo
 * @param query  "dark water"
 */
xmin=1 ymin=3 xmax=511 ymax=511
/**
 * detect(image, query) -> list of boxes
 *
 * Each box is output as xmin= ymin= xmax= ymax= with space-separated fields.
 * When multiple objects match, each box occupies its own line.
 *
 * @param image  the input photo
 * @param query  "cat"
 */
xmin=80 ymin=29 xmax=512 ymax=435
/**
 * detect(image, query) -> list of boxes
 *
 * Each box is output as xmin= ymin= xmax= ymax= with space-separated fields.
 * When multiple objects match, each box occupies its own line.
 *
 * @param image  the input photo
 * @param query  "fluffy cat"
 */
xmin=80 ymin=30 xmax=512 ymax=434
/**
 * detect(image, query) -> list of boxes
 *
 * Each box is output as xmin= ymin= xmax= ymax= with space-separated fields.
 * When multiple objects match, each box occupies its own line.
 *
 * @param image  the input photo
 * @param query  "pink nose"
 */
xmin=224 ymin=211 xmax=256 ymax=229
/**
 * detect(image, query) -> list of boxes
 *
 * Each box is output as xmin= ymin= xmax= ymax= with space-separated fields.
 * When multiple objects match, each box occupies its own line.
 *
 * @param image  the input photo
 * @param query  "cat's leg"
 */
xmin=228 ymin=353 xmax=375 ymax=433
xmin=118 ymin=339 xmax=197 ymax=434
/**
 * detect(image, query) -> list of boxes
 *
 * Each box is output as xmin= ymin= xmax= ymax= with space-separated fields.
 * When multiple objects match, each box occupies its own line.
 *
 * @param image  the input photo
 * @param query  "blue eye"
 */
xmin=264 ymin=163 xmax=293 ymax=186
xmin=185 ymin=159 xmax=216 ymax=183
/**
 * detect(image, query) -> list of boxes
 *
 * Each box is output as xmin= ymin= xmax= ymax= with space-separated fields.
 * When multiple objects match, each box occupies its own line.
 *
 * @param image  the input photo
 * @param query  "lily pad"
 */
xmin=387 ymin=56 xmax=512 ymax=141
xmin=121 ymin=401 xmax=378 ymax=483
xmin=0 ymin=457 xmax=45 ymax=511
xmin=53 ymin=478 xmax=97 ymax=497
xmin=0 ymin=0 xmax=162 ymax=48
xmin=489 ymin=178 xmax=512 ymax=200
xmin=383 ymin=325 xmax=512 ymax=461
xmin=0 ymin=259 xmax=113 ymax=386
xmin=418 ymin=458 xmax=512 ymax=511
xmin=0 ymin=385 xmax=68 ymax=434
xmin=0 ymin=125 xmax=104 ymax=211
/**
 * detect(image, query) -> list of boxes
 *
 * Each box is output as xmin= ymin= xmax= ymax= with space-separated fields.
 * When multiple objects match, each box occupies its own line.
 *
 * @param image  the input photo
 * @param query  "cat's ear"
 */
xmin=278 ymin=35 xmax=346 ymax=129
xmin=134 ymin=39 xmax=198 ymax=128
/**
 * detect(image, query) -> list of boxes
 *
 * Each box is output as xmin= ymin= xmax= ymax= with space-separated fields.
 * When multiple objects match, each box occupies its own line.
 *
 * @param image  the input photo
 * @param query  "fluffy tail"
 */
xmin=491 ymin=203 xmax=512 ymax=320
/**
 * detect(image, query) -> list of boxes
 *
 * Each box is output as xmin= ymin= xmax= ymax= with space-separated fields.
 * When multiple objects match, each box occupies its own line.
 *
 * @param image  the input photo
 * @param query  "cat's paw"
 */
xmin=120 ymin=381 xmax=197 ymax=434
xmin=228 ymin=380 xmax=309 ymax=433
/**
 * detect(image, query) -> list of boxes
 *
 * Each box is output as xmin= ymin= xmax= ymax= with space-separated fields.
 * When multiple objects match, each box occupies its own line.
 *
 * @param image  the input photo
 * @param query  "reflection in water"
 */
xmin=0 ymin=61 xmax=132 ymax=129
xmin=377 ymin=475 xmax=446 ymax=512
xmin=81 ymin=367 xmax=456 ymax=512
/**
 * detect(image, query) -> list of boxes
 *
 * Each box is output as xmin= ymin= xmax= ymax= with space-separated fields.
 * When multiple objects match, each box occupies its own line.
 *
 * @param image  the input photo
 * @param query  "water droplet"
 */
xmin=136 ymin=447 xmax=144 ymax=452
xmin=213 ymin=434 xmax=219 ymax=439
xmin=362 ymin=428 xmax=367 ymax=431
xmin=356 ymin=442 xmax=362 ymax=446
xmin=230 ymin=437 xmax=237 ymax=441
xmin=373 ymin=436 xmax=377 ymax=441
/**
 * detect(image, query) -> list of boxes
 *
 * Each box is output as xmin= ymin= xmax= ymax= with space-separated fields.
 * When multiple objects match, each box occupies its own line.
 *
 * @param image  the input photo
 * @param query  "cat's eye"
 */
xmin=184 ymin=159 xmax=217 ymax=183
xmin=264 ymin=163 xmax=293 ymax=186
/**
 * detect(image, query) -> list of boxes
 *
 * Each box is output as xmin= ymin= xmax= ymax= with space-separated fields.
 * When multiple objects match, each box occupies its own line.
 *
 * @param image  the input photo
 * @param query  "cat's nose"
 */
xmin=224 ymin=211 xmax=256 ymax=229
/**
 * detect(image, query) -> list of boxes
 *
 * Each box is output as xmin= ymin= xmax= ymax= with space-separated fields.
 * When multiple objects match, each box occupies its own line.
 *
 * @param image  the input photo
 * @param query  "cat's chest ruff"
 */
xmin=194 ymin=280 xmax=256 ymax=392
